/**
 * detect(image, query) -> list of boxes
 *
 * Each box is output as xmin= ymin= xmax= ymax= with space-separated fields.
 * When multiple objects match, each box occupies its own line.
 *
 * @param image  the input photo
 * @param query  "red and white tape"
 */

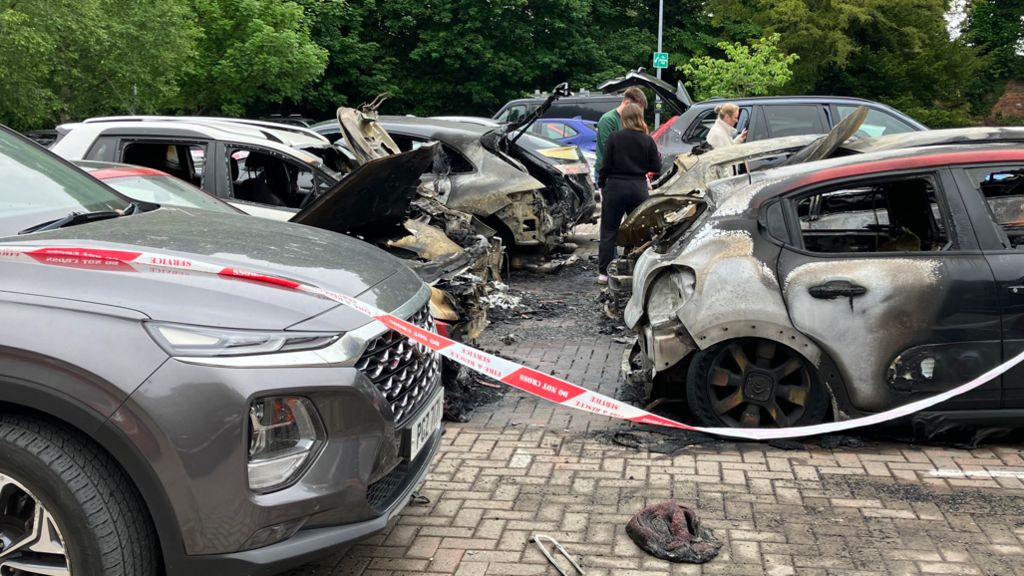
xmin=5 ymin=244 xmax=1022 ymax=441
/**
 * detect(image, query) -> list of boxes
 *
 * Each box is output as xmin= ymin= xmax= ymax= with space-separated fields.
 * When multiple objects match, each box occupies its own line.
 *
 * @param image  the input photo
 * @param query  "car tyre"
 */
xmin=686 ymin=338 xmax=829 ymax=428
xmin=0 ymin=414 xmax=159 ymax=576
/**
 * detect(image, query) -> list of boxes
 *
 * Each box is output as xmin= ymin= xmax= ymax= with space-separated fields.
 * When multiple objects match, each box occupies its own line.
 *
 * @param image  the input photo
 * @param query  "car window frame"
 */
xmin=114 ymin=137 xmax=212 ymax=190
xmin=832 ymin=103 xmax=918 ymax=138
xmin=774 ymin=167 xmax=970 ymax=257
xmin=951 ymin=162 xmax=1024 ymax=253
xmin=221 ymin=142 xmax=325 ymax=207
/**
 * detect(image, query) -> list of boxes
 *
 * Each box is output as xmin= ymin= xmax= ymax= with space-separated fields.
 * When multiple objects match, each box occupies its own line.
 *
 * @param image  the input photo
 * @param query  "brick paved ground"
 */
xmin=286 ymin=230 xmax=1024 ymax=576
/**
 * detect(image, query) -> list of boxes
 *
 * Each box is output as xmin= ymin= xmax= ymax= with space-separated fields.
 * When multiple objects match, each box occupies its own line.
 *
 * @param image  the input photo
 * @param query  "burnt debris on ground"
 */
xmin=441 ymin=360 xmax=506 ymax=422
xmin=477 ymin=252 xmax=629 ymax=347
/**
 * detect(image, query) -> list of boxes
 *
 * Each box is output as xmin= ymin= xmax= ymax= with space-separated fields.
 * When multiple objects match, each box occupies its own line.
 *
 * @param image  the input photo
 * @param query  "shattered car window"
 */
xmin=968 ymin=166 xmax=1024 ymax=248
xmin=795 ymin=176 xmax=950 ymax=253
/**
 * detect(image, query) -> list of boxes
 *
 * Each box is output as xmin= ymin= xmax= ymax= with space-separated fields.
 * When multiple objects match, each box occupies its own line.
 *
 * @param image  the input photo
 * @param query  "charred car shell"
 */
xmin=627 ymin=139 xmax=1024 ymax=429
xmin=313 ymin=112 xmax=597 ymax=254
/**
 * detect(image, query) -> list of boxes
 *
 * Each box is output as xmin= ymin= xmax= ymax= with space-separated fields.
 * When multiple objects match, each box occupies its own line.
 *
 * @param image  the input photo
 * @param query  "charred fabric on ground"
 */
xmin=626 ymin=502 xmax=722 ymax=563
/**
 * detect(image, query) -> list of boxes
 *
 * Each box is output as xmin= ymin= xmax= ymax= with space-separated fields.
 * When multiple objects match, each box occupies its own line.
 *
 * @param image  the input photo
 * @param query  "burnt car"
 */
xmin=625 ymin=136 xmax=1024 ymax=429
xmin=606 ymin=124 xmax=1024 ymax=315
xmin=0 ymin=123 xmax=443 ymax=575
xmin=312 ymin=91 xmax=597 ymax=259
xmin=49 ymin=115 xmax=499 ymax=340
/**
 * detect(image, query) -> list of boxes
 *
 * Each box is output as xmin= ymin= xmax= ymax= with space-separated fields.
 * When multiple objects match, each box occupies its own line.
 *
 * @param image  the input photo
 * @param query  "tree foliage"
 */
xmin=963 ymin=0 xmax=1024 ymax=78
xmin=681 ymin=34 xmax=798 ymax=100
xmin=179 ymin=0 xmax=328 ymax=115
xmin=0 ymin=0 xmax=1015 ymax=130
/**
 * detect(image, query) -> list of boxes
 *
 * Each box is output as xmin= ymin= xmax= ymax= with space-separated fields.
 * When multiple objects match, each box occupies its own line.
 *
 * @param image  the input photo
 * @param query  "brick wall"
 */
xmin=991 ymin=79 xmax=1024 ymax=120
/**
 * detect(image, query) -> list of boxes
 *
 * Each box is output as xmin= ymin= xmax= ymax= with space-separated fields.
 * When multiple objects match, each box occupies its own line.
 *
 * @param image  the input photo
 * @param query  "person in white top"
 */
xmin=705 ymin=103 xmax=748 ymax=149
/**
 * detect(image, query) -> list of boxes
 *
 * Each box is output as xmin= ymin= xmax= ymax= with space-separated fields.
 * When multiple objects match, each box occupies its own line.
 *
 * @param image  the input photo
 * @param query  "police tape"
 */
xmin=5 ymin=244 xmax=1024 ymax=441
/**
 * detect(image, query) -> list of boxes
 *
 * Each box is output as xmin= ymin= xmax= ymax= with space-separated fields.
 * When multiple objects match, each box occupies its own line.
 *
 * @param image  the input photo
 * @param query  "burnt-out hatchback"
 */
xmin=0 ymin=125 xmax=444 ymax=575
xmin=626 ymin=142 xmax=1024 ymax=429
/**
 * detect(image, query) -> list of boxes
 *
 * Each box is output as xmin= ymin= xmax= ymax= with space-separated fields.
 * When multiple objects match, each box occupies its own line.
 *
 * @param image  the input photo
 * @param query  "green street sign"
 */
xmin=653 ymin=52 xmax=669 ymax=69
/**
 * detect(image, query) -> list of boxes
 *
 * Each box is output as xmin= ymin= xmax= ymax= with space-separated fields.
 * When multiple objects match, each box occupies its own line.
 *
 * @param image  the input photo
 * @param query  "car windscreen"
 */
xmin=99 ymin=174 xmax=239 ymax=214
xmin=0 ymin=129 xmax=133 ymax=237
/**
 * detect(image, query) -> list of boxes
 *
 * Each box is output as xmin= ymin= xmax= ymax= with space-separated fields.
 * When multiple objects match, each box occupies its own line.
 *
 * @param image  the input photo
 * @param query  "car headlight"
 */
xmin=248 ymin=396 xmax=325 ymax=492
xmin=144 ymin=322 xmax=341 ymax=357
xmin=646 ymin=268 xmax=696 ymax=328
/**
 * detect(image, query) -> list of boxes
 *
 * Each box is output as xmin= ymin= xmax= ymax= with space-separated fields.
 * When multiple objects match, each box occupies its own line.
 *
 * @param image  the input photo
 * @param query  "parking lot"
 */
xmin=287 ymin=229 xmax=1024 ymax=576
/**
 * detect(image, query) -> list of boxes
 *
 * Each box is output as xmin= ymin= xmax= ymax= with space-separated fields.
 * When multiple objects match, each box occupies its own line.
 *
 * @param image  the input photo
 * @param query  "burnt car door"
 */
xmin=952 ymin=162 xmax=1024 ymax=408
xmin=774 ymin=167 xmax=1002 ymax=414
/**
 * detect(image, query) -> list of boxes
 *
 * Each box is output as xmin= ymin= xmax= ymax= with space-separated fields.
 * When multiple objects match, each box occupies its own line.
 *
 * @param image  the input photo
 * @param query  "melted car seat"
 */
xmin=233 ymin=152 xmax=285 ymax=206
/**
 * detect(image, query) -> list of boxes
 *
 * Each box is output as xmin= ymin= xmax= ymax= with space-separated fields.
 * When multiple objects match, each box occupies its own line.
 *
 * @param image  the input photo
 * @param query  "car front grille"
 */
xmin=355 ymin=303 xmax=441 ymax=425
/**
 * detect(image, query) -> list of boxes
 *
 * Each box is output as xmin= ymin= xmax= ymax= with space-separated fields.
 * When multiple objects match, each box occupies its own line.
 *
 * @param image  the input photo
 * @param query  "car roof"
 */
xmin=78 ymin=116 xmax=330 ymax=148
xmin=55 ymin=119 xmax=328 ymax=164
xmin=844 ymin=126 xmax=1024 ymax=153
xmin=693 ymin=95 xmax=886 ymax=106
xmin=377 ymin=116 xmax=493 ymax=137
xmin=743 ymin=142 xmax=1024 ymax=207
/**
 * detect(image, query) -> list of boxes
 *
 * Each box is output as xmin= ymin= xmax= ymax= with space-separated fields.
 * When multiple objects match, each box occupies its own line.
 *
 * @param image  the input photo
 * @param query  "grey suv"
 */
xmin=0 ymin=126 xmax=443 ymax=575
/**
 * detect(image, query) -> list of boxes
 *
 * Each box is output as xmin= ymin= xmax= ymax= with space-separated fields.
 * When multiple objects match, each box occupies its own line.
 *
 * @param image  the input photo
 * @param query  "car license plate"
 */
xmin=404 ymin=390 xmax=443 ymax=461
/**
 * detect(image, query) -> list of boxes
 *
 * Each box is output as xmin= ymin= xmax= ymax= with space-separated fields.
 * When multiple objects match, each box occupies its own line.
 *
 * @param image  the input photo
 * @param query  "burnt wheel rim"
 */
xmin=706 ymin=340 xmax=814 ymax=428
xmin=0 ymin=473 xmax=71 ymax=576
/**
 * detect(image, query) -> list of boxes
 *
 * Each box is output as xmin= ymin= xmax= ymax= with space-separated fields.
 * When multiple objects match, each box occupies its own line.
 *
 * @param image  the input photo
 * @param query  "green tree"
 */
xmin=178 ymin=0 xmax=328 ymax=115
xmin=0 ymin=8 xmax=55 ymax=129
xmin=963 ymin=0 xmax=1024 ymax=78
xmin=289 ymin=0 xmax=395 ymax=116
xmin=0 ymin=0 xmax=197 ymax=129
xmin=681 ymin=34 xmax=798 ymax=100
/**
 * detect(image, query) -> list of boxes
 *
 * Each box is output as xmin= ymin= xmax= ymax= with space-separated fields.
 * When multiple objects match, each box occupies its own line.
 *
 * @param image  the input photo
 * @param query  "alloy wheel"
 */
xmin=705 ymin=339 xmax=815 ymax=428
xmin=0 ymin=473 xmax=71 ymax=576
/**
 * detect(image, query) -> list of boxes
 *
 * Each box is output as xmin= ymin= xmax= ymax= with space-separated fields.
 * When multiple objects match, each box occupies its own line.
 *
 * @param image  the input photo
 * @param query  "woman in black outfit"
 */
xmin=597 ymin=102 xmax=662 ymax=284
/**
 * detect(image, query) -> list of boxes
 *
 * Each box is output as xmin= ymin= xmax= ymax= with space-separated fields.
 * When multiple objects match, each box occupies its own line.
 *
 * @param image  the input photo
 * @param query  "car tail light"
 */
xmin=247 ymin=396 xmax=324 ymax=492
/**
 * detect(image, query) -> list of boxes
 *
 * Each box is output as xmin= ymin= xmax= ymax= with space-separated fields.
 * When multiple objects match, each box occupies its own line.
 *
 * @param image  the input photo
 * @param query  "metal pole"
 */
xmin=655 ymin=0 xmax=664 ymax=129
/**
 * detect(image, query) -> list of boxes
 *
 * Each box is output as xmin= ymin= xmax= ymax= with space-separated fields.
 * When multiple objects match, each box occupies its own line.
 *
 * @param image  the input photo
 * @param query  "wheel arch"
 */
xmin=0 ymin=379 xmax=183 ymax=574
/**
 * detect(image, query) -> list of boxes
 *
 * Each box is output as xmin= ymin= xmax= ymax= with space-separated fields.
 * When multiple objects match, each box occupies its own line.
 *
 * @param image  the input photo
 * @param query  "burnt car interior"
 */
xmin=795 ymin=176 xmax=950 ymax=253
xmin=228 ymin=148 xmax=329 ymax=209
xmin=973 ymin=167 xmax=1024 ymax=248
xmin=123 ymin=142 xmax=204 ymax=186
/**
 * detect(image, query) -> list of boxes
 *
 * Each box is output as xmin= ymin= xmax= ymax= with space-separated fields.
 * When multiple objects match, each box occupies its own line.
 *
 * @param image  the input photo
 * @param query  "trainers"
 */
xmin=596 ymin=274 xmax=608 ymax=285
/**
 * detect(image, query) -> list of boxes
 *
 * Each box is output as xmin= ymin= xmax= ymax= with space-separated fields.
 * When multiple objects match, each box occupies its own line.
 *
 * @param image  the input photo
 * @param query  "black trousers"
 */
xmin=599 ymin=177 xmax=649 ymax=274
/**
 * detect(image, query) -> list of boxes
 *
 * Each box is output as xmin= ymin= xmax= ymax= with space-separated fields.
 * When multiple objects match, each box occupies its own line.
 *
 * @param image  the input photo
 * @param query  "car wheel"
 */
xmin=686 ymin=339 xmax=829 ymax=428
xmin=0 ymin=415 xmax=159 ymax=576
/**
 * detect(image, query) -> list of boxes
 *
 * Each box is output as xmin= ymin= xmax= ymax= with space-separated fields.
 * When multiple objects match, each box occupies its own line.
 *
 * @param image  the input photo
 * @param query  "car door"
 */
xmin=775 ymin=167 xmax=1002 ymax=414
xmin=953 ymin=162 xmax=1024 ymax=407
